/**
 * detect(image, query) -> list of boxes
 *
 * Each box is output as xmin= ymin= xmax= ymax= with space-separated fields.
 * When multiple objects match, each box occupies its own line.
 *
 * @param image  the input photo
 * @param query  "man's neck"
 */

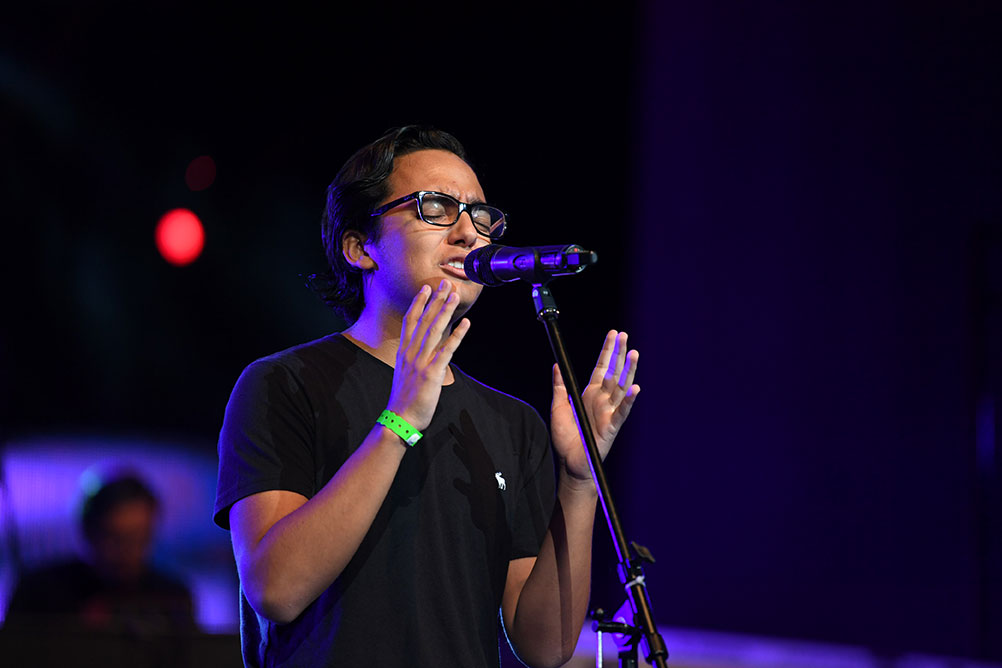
xmin=342 ymin=307 xmax=457 ymax=384
xmin=341 ymin=308 xmax=402 ymax=367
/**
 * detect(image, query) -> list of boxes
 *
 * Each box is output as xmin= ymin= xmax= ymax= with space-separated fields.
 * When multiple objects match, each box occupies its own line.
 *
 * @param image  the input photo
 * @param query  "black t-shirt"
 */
xmin=214 ymin=334 xmax=555 ymax=668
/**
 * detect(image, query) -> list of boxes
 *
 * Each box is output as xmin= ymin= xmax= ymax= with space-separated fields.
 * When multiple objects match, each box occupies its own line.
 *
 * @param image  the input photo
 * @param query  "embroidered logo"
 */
xmin=495 ymin=471 xmax=506 ymax=491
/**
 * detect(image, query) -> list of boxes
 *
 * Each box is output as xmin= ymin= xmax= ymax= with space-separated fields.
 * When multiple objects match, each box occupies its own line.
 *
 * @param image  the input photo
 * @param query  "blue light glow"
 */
xmin=0 ymin=434 xmax=237 ymax=631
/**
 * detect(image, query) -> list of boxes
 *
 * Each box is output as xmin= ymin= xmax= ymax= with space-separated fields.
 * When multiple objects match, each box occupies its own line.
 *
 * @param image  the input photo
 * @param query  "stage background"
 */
xmin=1 ymin=1 xmax=999 ymax=665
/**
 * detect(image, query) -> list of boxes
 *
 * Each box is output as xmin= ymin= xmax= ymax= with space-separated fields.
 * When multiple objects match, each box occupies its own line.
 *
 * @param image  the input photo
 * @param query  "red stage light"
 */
xmin=185 ymin=155 xmax=216 ymax=191
xmin=156 ymin=208 xmax=205 ymax=266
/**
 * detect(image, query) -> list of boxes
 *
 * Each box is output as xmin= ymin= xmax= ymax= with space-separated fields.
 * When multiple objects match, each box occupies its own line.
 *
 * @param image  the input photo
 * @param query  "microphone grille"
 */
xmin=464 ymin=244 xmax=505 ymax=287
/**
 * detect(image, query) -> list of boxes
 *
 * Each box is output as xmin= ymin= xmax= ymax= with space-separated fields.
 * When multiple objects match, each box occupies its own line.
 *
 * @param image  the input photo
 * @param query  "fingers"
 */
xmin=389 ymin=284 xmax=469 ymax=430
xmin=603 ymin=333 xmax=625 ymax=396
xmin=610 ymin=383 xmax=641 ymax=431
xmin=553 ymin=363 xmax=565 ymax=390
xmin=419 ymin=289 xmax=460 ymax=355
xmin=588 ymin=330 xmax=640 ymax=406
xmin=551 ymin=363 xmax=569 ymax=409
xmin=401 ymin=284 xmax=432 ymax=347
xmin=609 ymin=349 xmax=639 ymax=406
xmin=410 ymin=281 xmax=453 ymax=346
xmin=402 ymin=280 xmax=462 ymax=360
xmin=433 ymin=317 xmax=471 ymax=367
xmin=588 ymin=330 xmax=618 ymax=386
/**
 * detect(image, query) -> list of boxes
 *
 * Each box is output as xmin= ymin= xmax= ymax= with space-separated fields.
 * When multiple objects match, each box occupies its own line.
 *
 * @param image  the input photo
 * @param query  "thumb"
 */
xmin=551 ymin=364 xmax=568 ymax=408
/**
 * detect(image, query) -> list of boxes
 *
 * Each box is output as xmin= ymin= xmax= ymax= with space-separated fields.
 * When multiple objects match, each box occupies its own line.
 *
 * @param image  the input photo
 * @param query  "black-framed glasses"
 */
xmin=370 ymin=190 xmax=507 ymax=239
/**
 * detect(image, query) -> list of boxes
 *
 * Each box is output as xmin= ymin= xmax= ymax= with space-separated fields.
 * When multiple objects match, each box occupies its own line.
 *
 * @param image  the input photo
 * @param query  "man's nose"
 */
xmin=449 ymin=211 xmax=480 ymax=246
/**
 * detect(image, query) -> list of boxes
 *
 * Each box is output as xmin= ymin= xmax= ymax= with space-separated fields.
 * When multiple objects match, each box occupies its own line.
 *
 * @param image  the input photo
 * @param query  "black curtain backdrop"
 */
xmin=622 ymin=0 xmax=1001 ymax=660
xmin=1 ymin=0 xmax=999 ymax=662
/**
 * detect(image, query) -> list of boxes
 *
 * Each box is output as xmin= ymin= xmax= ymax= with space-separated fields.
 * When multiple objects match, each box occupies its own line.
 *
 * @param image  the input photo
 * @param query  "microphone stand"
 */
xmin=530 ymin=283 xmax=669 ymax=668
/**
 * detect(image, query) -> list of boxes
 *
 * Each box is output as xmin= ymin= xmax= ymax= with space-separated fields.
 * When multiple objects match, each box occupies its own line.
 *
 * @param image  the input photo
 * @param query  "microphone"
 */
xmin=464 ymin=244 xmax=598 ymax=287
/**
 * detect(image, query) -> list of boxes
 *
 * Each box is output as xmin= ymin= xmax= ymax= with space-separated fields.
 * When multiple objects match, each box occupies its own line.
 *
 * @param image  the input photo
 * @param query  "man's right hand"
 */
xmin=386 ymin=280 xmax=471 ymax=432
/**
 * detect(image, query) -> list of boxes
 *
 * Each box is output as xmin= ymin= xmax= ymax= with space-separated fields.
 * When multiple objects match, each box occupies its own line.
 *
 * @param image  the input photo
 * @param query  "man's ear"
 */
xmin=342 ymin=231 xmax=376 ymax=270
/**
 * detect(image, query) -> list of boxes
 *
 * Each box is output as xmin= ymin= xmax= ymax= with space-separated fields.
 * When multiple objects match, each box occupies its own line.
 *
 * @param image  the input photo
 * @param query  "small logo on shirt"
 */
xmin=495 ymin=472 xmax=506 ymax=491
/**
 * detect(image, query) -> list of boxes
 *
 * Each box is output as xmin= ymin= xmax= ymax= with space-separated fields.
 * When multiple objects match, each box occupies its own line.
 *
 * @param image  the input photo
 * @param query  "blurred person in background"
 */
xmin=4 ymin=471 xmax=194 ymax=634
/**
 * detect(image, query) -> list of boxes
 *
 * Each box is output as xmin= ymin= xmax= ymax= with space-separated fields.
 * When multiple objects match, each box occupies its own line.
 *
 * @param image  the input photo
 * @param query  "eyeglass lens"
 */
xmin=419 ymin=193 xmax=504 ymax=237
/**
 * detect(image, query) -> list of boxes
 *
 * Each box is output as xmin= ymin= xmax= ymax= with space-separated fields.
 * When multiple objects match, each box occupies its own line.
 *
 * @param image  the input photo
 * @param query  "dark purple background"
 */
xmin=1 ymin=0 xmax=999 ymax=661
xmin=621 ymin=1 xmax=1001 ymax=659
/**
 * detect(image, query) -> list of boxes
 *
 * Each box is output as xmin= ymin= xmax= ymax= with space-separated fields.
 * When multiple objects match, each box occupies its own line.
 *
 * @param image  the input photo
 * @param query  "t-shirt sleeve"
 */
xmin=510 ymin=408 xmax=556 ymax=559
xmin=213 ymin=358 xmax=317 ymax=529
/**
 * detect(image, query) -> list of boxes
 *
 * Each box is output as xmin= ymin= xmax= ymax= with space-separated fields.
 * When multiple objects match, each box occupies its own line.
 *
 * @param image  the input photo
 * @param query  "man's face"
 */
xmin=362 ymin=149 xmax=491 ymax=320
xmin=89 ymin=499 xmax=156 ymax=583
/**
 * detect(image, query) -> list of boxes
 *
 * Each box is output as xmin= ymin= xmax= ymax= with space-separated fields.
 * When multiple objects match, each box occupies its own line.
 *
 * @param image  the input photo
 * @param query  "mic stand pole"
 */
xmin=530 ymin=283 xmax=669 ymax=668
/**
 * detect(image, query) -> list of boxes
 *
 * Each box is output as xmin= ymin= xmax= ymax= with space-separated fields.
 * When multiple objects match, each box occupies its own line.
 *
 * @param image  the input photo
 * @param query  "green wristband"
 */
xmin=376 ymin=409 xmax=422 ymax=446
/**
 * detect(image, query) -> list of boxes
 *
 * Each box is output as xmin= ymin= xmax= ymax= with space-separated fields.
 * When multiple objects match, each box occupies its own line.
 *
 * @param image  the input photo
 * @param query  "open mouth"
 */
xmin=440 ymin=258 xmax=468 ymax=279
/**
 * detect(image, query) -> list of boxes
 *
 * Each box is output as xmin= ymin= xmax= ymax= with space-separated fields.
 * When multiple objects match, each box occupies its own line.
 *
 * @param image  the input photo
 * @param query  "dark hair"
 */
xmin=81 ymin=473 xmax=159 ymax=542
xmin=310 ymin=125 xmax=470 ymax=323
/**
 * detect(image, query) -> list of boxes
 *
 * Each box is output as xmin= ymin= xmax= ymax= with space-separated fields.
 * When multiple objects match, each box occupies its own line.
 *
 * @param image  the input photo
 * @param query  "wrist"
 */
xmin=385 ymin=401 xmax=430 ymax=433
xmin=557 ymin=469 xmax=599 ymax=499
xmin=376 ymin=409 xmax=423 ymax=447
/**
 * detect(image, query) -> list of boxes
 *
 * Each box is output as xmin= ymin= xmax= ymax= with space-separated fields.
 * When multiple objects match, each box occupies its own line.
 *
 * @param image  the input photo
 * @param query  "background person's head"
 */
xmin=315 ymin=125 xmax=471 ymax=323
xmin=80 ymin=473 xmax=160 ymax=583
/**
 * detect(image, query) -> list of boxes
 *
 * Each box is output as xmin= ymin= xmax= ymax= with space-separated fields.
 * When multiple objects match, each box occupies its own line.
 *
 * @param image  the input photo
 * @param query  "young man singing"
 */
xmin=214 ymin=126 xmax=640 ymax=667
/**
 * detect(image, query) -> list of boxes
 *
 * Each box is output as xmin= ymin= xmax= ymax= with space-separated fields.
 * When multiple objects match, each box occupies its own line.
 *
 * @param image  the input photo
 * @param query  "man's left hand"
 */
xmin=550 ymin=330 xmax=640 ymax=488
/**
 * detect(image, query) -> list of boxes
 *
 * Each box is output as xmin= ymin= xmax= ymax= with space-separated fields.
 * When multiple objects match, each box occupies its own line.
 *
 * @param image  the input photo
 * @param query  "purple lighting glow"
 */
xmin=0 ymin=434 xmax=237 ymax=632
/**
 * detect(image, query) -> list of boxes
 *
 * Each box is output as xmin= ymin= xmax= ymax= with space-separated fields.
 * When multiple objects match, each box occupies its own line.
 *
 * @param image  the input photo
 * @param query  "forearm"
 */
xmin=509 ymin=476 xmax=599 ymax=668
xmin=236 ymin=425 xmax=407 ymax=623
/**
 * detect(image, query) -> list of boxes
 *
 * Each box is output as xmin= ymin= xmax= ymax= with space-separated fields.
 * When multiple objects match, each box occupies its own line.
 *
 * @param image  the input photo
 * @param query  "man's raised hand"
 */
xmin=386 ymin=280 xmax=470 ymax=433
xmin=550 ymin=330 xmax=640 ymax=485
